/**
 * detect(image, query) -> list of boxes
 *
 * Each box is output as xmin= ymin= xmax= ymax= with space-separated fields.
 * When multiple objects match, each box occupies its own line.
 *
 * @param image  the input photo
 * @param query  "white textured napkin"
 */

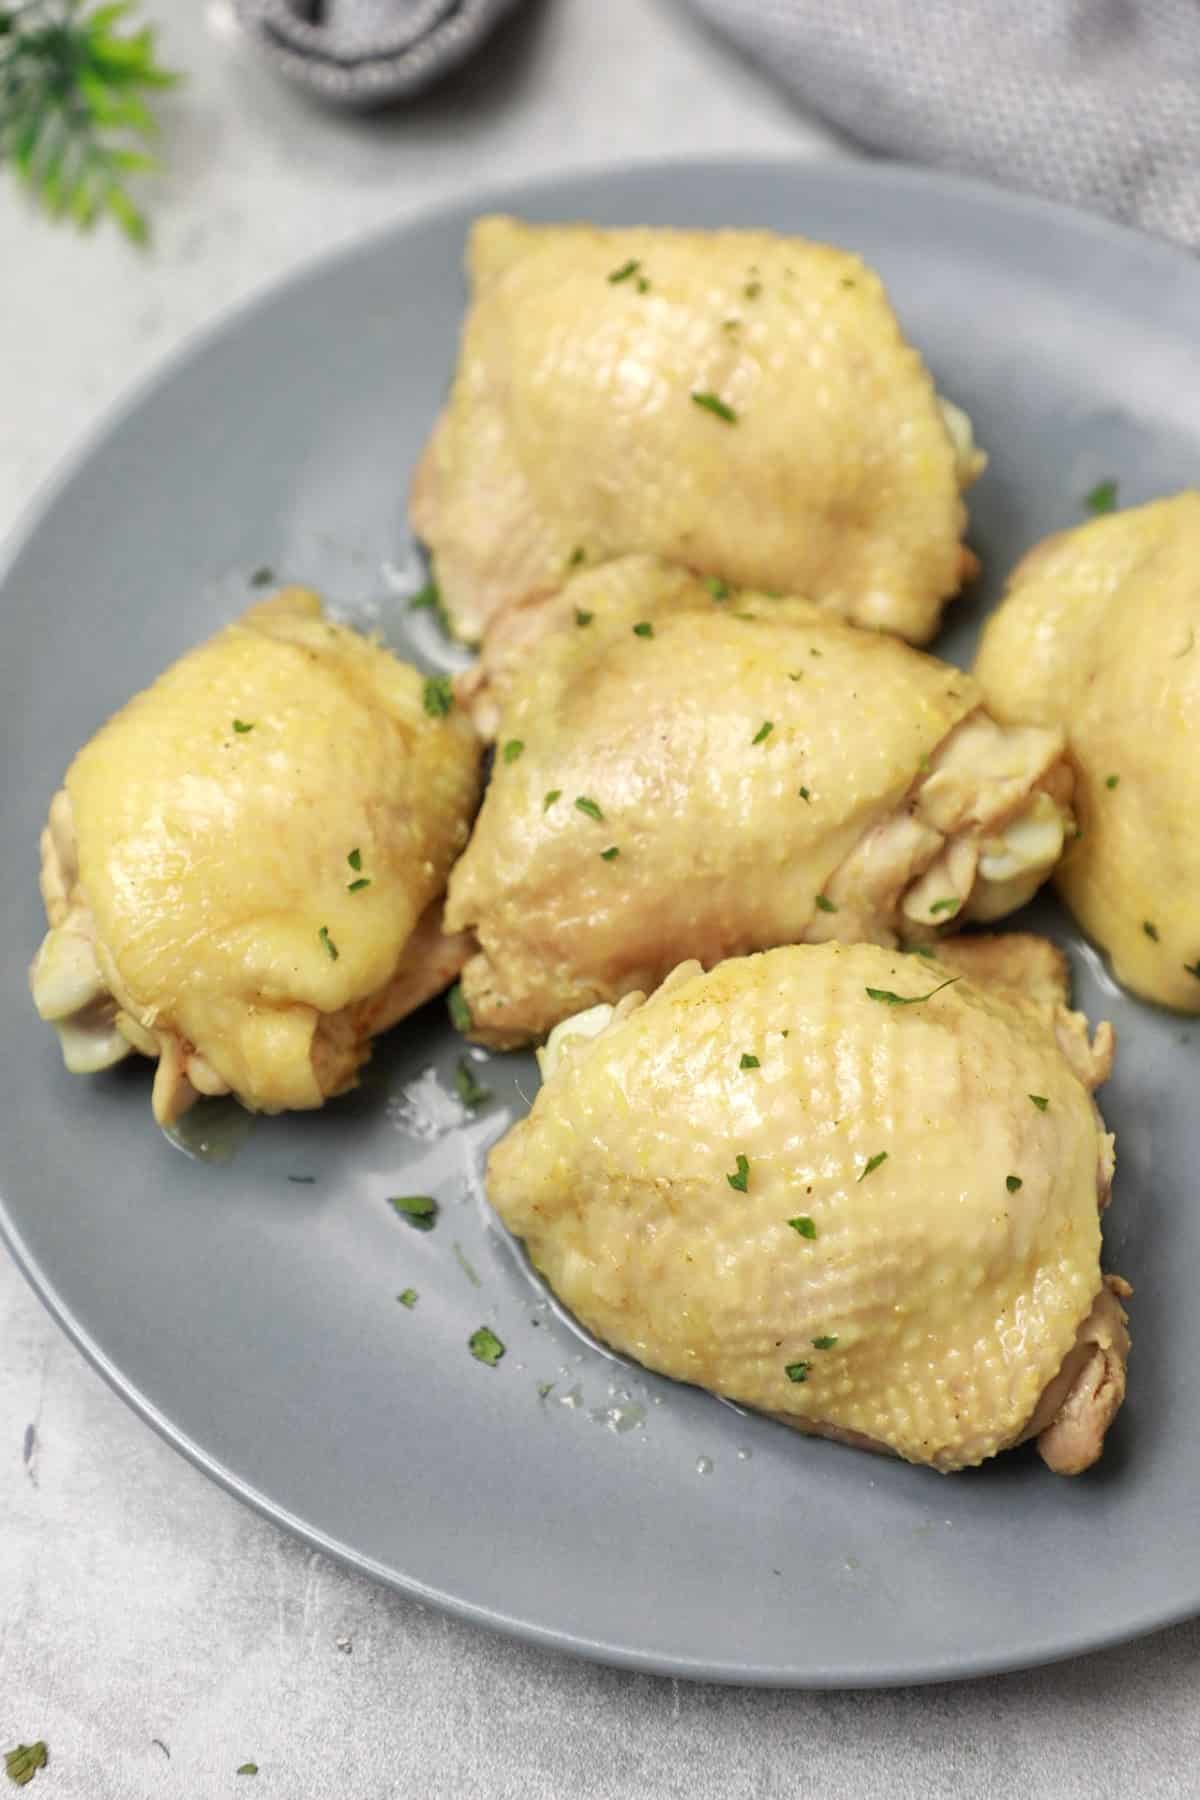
xmin=234 ymin=0 xmax=1200 ymax=248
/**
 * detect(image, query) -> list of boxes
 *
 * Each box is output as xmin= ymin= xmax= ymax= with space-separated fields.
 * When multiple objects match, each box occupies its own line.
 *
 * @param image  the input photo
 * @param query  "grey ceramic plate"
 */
xmin=1 ymin=159 xmax=1197 ymax=1689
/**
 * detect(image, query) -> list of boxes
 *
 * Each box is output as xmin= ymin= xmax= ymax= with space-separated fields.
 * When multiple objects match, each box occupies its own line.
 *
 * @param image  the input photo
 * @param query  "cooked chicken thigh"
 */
xmin=488 ymin=938 xmax=1129 ymax=1475
xmin=974 ymin=493 xmax=1200 ymax=1012
xmin=445 ymin=558 xmax=1073 ymax=1046
xmin=30 ymin=589 xmax=481 ymax=1123
xmin=411 ymin=217 xmax=983 ymax=646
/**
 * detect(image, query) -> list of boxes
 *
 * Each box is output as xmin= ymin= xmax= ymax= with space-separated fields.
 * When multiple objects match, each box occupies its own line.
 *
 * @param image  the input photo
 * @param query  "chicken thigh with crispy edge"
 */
xmin=444 ymin=557 xmax=1073 ymax=1047
xmin=488 ymin=936 xmax=1129 ymax=1476
xmin=30 ymin=588 xmax=482 ymax=1125
xmin=975 ymin=492 xmax=1200 ymax=1013
xmin=410 ymin=217 xmax=984 ymax=648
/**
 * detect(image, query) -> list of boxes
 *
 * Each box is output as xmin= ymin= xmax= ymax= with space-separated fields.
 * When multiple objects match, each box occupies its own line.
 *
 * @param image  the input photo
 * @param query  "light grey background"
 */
xmin=2 ymin=3 xmax=1199 ymax=1796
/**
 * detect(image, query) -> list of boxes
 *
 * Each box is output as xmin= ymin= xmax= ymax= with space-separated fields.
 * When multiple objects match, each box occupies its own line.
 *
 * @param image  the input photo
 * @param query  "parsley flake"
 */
xmin=858 ymin=1151 xmax=888 ymax=1182
xmin=1105 ymin=774 xmax=1120 ymax=790
xmin=812 ymin=1335 xmax=838 ymax=1350
xmin=469 ymin=1326 xmax=505 ymax=1367
xmin=348 ymin=848 xmax=362 ymax=871
xmin=232 ymin=719 xmax=254 ymax=734
xmin=814 ymin=894 xmax=837 ymax=913
xmin=575 ymin=608 xmax=594 ymax=626
xmin=397 ymin=1289 xmax=419 ymax=1308
xmin=454 ymin=1058 xmax=491 ymax=1111
xmin=347 ymin=876 xmax=370 ymax=893
xmin=1029 ymin=1094 xmax=1049 ymax=1111
xmin=752 ymin=720 xmax=774 ymax=746
xmin=739 ymin=1053 xmax=760 ymax=1069
xmin=636 ymin=276 xmax=651 ymax=293
xmin=798 ymin=786 xmax=811 ymax=802
xmin=632 ymin=621 xmax=655 ymax=638
xmin=929 ymin=897 xmax=960 ymax=917
xmin=600 ymin=845 xmax=620 ymax=861
xmin=568 ymin=546 xmax=586 ymax=567
xmin=4 ymin=1743 xmax=48 ymax=1787
xmin=744 ymin=280 xmax=762 ymax=299
xmin=237 ymin=1765 xmax=258 ymax=1777
xmin=318 ymin=925 xmax=338 ymax=961
xmin=608 ymin=258 xmax=640 ymax=284
xmin=727 ymin=1154 xmax=750 ymax=1192
xmin=423 ymin=674 xmax=454 ymax=717
xmin=575 ymin=795 xmax=604 ymax=822
xmin=788 ymin=1216 xmax=817 ymax=1239
xmin=503 ymin=738 xmax=525 ymax=763
xmin=691 ymin=391 xmax=738 ymax=424
xmin=447 ymin=982 xmax=471 ymax=1034
xmin=390 ymin=1195 xmax=438 ymax=1231
xmin=544 ymin=789 xmax=562 ymax=811
xmin=1085 ymin=479 xmax=1119 ymax=515
xmin=785 ymin=1361 xmax=811 ymax=1384
xmin=250 ymin=566 xmax=274 ymax=587
xmin=865 ymin=977 xmax=960 ymax=1008
xmin=1006 ymin=1175 xmax=1023 ymax=1192
xmin=1144 ymin=920 xmax=1160 ymax=941
xmin=705 ymin=575 xmax=731 ymax=600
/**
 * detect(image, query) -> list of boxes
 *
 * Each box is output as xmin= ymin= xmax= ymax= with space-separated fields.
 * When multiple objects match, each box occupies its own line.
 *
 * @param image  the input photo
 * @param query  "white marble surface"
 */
xmin=2 ymin=3 xmax=1199 ymax=1795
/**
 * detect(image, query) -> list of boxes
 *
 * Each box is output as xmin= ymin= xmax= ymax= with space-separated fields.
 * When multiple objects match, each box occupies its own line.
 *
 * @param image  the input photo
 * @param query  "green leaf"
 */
xmin=738 ymin=1053 xmax=760 ymax=1069
xmin=1085 ymin=479 xmax=1118 ymax=515
xmin=4 ymin=1742 xmax=48 ymax=1787
xmin=469 ymin=1326 xmax=505 ymax=1367
xmin=454 ymin=1057 xmax=491 ymax=1111
xmin=1029 ymin=1094 xmax=1049 ymax=1111
xmin=814 ymin=894 xmax=837 ymax=913
xmin=1006 ymin=1174 xmax=1023 ymax=1192
xmin=785 ymin=1361 xmax=810 ymax=1384
xmin=502 ymin=738 xmax=524 ymax=763
xmin=865 ymin=977 xmax=960 ymax=1008
xmin=726 ymin=1153 xmax=750 ymax=1192
xmin=105 ymin=184 xmax=149 ymax=245
xmin=422 ymin=674 xmax=453 ymax=717
xmin=397 ymin=1288 xmax=419 ymax=1308
xmin=317 ymin=925 xmax=338 ymax=961
xmin=858 ymin=1151 xmax=888 ymax=1182
xmin=751 ymin=719 xmax=773 ymax=745
xmin=447 ymin=982 xmax=472 ymax=1034
xmin=691 ymin=390 xmax=738 ymax=424
xmin=236 ymin=1765 xmax=258 ymax=1778
xmin=787 ymin=1216 xmax=816 ymax=1239
xmin=574 ymin=795 xmax=604 ymax=822
xmin=812 ymin=1335 xmax=838 ymax=1350
xmin=390 ymin=1195 xmax=438 ymax=1231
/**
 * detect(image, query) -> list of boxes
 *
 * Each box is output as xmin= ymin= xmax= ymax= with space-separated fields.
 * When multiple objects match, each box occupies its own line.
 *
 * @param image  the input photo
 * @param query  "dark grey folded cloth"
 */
xmin=234 ymin=0 xmax=1200 ymax=250
xmin=232 ymin=0 xmax=523 ymax=107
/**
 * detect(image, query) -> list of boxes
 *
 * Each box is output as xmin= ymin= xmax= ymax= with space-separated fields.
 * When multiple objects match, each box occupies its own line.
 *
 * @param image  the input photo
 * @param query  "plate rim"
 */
xmin=3 ymin=150 xmax=1197 ymax=1689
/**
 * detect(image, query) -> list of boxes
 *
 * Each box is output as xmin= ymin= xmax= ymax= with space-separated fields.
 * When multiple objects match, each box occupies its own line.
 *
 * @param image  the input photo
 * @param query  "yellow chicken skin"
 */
xmin=411 ymin=217 xmax=983 ymax=647
xmin=974 ymin=493 xmax=1200 ymax=1013
xmin=445 ymin=558 xmax=1073 ymax=1047
xmin=488 ymin=939 xmax=1129 ymax=1475
xmin=30 ymin=589 xmax=482 ymax=1123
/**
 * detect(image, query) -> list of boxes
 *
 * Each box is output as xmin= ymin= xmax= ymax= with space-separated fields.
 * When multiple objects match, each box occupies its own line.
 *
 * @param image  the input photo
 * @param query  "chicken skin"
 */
xmin=445 ymin=557 xmax=1073 ymax=1046
xmin=488 ymin=938 xmax=1129 ymax=1475
xmin=411 ymin=217 xmax=983 ymax=647
xmin=974 ymin=492 xmax=1200 ymax=1013
xmin=30 ymin=589 xmax=481 ymax=1124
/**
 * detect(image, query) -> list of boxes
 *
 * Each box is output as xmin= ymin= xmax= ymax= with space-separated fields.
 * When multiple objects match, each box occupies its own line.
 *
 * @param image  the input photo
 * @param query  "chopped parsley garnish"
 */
xmin=1143 ymin=920 xmax=1160 ymax=941
xmin=568 ymin=546 xmax=586 ymax=567
xmin=544 ymin=789 xmax=562 ymax=811
xmin=1105 ymin=774 xmax=1120 ymax=789
xmin=785 ymin=1361 xmax=811 ymax=1384
xmin=636 ymin=276 xmax=650 ymax=293
xmin=390 ymin=1195 xmax=438 ymax=1231
xmin=397 ymin=1288 xmax=419 ymax=1308
xmin=250 ymin=566 xmax=274 ymax=587
xmin=928 ymin=897 xmax=960 ymax=916
xmin=469 ymin=1326 xmax=505 ymax=1367
xmin=348 ymin=848 xmax=362 ymax=870
xmin=865 ymin=977 xmax=960 ymax=1007
xmin=704 ymin=575 xmax=730 ymax=600
xmin=752 ymin=720 xmax=774 ymax=745
xmin=575 ymin=795 xmax=604 ymax=822
xmin=447 ymin=982 xmax=472 ymax=1033
xmin=318 ymin=925 xmax=338 ymax=961
xmin=691 ymin=390 xmax=738 ymax=424
xmin=858 ymin=1151 xmax=888 ymax=1182
xmin=744 ymin=280 xmax=762 ymax=299
xmin=600 ymin=845 xmax=620 ymax=861
xmin=503 ymin=738 xmax=525 ymax=763
xmin=5 ymin=1743 xmax=48 ymax=1787
xmin=1006 ymin=1175 xmax=1023 ymax=1192
xmin=1186 ymin=961 xmax=1200 ymax=981
xmin=454 ymin=1058 xmax=491 ymax=1111
xmin=739 ymin=1053 xmax=760 ymax=1069
xmin=727 ymin=1154 xmax=750 ymax=1192
xmin=840 ymin=277 xmax=857 ymax=290
xmin=575 ymin=608 xmax=594 ymax=627
xmin=232 ymin=719 xmax=254 ymax=734
xmin=798 ymin=786 xmax=811 ymax=802
xmin=422 ymin=674 xmax=454 ymax=717
xmin=408 ymin=581 xmax=452 ymax=633
xmin=347 ymin=877 xmax=370 ymax=893
xmin=788 ymin=671 xmax=804 ymax=680
xmin=1085 ymin=479 xmax=1118 ymax=515
xmin=608 ymin=257 xmax=640 ymax=284
xmin=814 ymin=894 xmax=837 ymax=913
xmin=812 ymin=1335 xmax=838 ymax=1350
xmin=1029 ymin=1094 xmax=1049 ymax=1111
xmin=237 ymin=1765 xmax=258 ymax=1777
xmin=632 ymin=621 xmax=654 ymax=637
xmin=788 ymin=1216 xmax=817 ymax=1239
